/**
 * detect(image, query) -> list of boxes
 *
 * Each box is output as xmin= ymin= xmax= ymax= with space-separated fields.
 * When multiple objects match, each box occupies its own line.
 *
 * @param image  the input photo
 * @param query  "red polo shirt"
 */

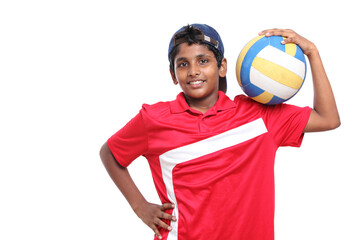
xmin=108 ymin=91 xmax=311 ymax=240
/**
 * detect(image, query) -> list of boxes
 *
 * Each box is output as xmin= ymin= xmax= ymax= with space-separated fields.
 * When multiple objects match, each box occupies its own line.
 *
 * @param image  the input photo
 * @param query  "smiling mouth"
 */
xmin=188 ymin=80 xmax=206 ymax=85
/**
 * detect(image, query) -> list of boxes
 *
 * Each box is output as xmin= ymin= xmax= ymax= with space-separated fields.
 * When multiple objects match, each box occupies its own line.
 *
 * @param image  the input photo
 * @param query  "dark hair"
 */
xmin=169 ymin=25 xmax=223 ymax=74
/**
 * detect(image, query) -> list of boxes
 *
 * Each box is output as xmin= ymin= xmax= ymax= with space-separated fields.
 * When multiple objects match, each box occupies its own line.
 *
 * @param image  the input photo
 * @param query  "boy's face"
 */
xmin=170 ymin=43 xmax=227 ymax=102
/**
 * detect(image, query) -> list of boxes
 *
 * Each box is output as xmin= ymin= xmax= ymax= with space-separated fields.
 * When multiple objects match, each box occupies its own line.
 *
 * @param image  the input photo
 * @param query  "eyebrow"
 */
xmin=175 ymin=57 xmax=187 ymax=63
xmin=175 ymin=54 xmax=213 ymax=63
xmin=196 ymin=54 xmax=212 ymax=58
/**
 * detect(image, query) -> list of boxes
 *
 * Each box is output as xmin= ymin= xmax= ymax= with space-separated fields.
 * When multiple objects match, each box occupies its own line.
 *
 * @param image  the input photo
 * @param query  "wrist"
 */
xmin=305 ymin=43 xmax=319 ymax=58
xmin=132 ymin=198 xmax=148 ymax=217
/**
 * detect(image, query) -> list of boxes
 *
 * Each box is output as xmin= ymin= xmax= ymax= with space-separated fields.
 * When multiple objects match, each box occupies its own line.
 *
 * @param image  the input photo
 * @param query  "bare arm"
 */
xmin=99 ymin=143 xmax=176 ymax=239
xmin=259 ymin=29 xmax=341 ymax=132
xmin=303 ymin=49 xmax=341 ymax=132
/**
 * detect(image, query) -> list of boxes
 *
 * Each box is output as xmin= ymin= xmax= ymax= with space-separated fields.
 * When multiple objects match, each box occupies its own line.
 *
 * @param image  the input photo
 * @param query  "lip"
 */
xmin=187 ymin=79 xmax=206 ymax=88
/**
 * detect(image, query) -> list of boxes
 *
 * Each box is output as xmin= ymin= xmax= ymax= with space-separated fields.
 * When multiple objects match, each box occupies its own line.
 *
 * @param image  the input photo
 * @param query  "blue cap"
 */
xmin=168 ymin=23 xmax=225 ymax=60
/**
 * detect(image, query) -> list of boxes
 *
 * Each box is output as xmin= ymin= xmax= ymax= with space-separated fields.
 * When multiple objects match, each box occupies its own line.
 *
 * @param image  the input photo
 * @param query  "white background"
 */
xmin=1 ymin=0 xmax=359 ymax=239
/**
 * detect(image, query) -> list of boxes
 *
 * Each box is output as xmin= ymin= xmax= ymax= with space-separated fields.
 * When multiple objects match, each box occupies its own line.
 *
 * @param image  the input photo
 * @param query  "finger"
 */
xmin=159 ymin=211 xmax=177 ymax=222
xmin=154 ymin=217 xmax=173 ymax=232
xmin=259 ymin=29 xmax=295 ymax=38
xmin=160 ymin=203 xmax=175 ymax=210
xmin=258 ymin=28 xmax=280 ymax=36
xmin=151 ymin=225 xmax=163 ymax=239
xmin=281 ymin=37 xmax=296 ymax=45
xmin=160 ymin=203 xmax=176 ymax=221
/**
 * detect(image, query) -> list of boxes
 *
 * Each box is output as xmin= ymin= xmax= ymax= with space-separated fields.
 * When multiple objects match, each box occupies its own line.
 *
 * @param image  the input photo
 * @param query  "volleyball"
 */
xmin=236 ymin=35 xmax=307 ymax=105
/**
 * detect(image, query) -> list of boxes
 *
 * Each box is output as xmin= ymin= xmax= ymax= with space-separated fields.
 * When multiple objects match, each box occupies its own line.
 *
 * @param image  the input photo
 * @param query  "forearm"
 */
xmin=100 ymin=143 xmax=147 ymax=214
xmin=306 ymin=48 xmax=341 ymax=131
xmin=100 ymin=143 xmax=176 ymax=238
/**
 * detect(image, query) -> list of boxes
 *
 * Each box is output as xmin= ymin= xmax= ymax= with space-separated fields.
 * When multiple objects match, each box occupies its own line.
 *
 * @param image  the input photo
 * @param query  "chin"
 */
xmin=184 ymin=89 xmax=216 ymax=100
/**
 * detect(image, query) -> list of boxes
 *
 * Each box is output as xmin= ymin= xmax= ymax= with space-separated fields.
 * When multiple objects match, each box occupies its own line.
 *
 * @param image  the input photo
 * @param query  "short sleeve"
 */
xmin=107 ymin=112 xmax=148 ymax=167
xmin=263 ymin=103 xmax=312 ymax=147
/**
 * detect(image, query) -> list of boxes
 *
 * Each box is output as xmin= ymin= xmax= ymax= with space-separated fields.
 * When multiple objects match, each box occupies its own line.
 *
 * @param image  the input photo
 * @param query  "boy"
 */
xmin=100 ymin=24 xmax=340 ymax=240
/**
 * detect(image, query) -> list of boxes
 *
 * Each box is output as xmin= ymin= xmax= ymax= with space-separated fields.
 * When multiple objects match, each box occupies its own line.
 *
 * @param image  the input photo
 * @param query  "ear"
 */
xmin=219 ymin=58 xmax=227 ymax=78
xmin=170 ymin=69 xmax=178 ymax=85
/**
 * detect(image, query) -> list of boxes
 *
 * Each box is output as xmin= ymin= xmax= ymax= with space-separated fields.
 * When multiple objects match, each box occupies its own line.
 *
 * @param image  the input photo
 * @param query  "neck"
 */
xmin=185 ymin=94 xmax=219 ymax=114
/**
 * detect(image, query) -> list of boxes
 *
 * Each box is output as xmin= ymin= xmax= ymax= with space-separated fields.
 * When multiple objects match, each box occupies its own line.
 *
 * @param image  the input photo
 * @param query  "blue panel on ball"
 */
xmin=294 ymin=45 xmax=306 ymax=64
xmin=240 ymin=36 xmax=270 ymax=87
xmin=242 ymin=82 xmax=265 ymax=98
xmin=269 ymin=36 xmax=285 ymax=52
xmin=267 ymin=95 xmax=285 ymax=105
xmin=294 ymin=45 xmax=307 ymax=82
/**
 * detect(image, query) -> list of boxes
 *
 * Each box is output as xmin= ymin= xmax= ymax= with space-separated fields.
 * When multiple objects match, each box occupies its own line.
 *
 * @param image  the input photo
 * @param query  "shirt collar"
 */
xmin=170 ymin=91 xmax=236 ymax=114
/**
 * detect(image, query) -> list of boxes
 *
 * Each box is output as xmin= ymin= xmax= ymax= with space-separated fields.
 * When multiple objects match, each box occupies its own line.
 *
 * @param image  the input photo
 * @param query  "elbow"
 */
xmin=331 ymin=112 xmax=341 ymax=130
xmin=306 ymin=110 xmax=341 ymax=132
xmin=332 ymin=118 xmax=341 ymax=130
xmin=327 ymin=116 xmax=341 ymax=130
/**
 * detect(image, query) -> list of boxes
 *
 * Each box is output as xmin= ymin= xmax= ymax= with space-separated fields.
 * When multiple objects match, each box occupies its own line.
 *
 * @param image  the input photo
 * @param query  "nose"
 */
xmin=188 ymin=63 xmax=200 ymax=77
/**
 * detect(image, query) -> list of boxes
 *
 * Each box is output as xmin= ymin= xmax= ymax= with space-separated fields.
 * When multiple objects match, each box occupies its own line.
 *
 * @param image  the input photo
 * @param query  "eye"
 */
xmin=199 ymin=59 xmax=208 ymax=64
xmin=177 ymin=62 xmax=188 ymax=68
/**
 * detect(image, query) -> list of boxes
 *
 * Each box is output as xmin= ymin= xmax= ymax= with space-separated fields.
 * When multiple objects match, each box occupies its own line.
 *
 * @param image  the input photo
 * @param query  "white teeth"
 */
xmin=189 ymin=80 xmax=203 ymax=85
